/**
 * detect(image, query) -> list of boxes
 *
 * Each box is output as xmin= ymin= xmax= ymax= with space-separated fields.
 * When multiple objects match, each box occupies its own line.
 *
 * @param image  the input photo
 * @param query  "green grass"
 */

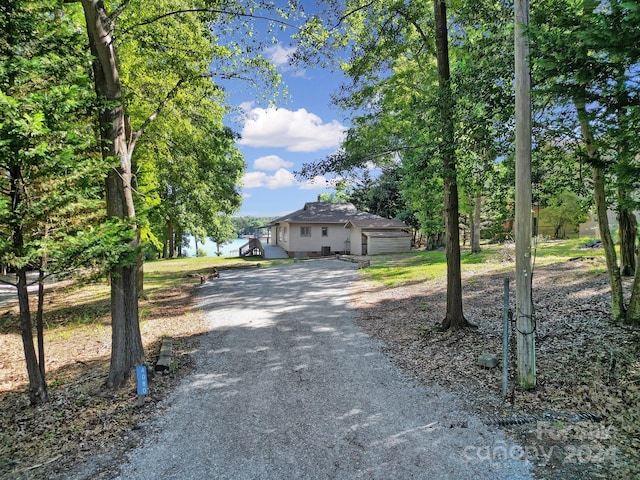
xmin=531 ymin=237 xmax=601 ymax=261
xmin=143 ymin=255 xmax=291 ymax=293
xmin=360 ymin=238 xmax=604 ymax=288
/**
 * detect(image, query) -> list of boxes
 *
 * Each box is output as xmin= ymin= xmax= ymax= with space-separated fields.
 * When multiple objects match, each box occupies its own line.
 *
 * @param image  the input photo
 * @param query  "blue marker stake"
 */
xmin=136 ymin=365 xmax=149 ymax=397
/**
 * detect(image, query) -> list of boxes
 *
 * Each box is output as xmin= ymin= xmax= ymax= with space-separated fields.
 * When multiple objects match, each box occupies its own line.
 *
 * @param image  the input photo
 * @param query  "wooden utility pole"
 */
xmin=514 ymin=0 xmax=535 ymax=388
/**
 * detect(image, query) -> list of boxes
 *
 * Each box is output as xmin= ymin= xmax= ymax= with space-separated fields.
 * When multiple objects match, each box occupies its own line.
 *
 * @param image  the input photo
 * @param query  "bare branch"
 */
xmin=332 ymin=1 xmax=375 ymax=30
xmin=0 ymin=276 xmax=17 ymax=288
xmin=122 ymin=8 xmax=300 ymax=34
xmin=109 ymin=0 xmax=132 ymax=21
xmin=128 ymin=78 xmax=185 ymax=152
xmin=128 ymin=75 xmax=213 ymax=153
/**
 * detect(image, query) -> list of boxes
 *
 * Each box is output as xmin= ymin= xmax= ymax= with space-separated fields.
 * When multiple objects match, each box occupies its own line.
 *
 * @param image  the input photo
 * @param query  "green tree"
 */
xmin=67 ymin=0 xmax=297 ymax=387
xmin=543 ymin=191 xmax=589 ymax=239
xmin=298 ymin=0 xmax=477 ymax=328
xmin=0 ymin=0 xmax=121 ymax=404
xmin=453 ymin=0 xmax=515 ymax=253
xmin=531 ymin=0 xmax=640 ymax=322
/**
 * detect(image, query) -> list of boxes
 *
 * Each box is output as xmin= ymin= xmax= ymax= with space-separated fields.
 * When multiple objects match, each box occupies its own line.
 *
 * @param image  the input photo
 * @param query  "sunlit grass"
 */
xmin=143 ymin=255 xmax=290 ymax=293
xmin=531 ymin=237 xmax=601 ymax=262
xmin=360 ymin=238 xmax=604 ymax=288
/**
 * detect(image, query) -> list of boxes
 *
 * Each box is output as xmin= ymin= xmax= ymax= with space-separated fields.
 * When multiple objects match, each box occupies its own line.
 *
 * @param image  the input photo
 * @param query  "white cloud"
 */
xmin=253 ymin=155 xmax=293 ymax=171
xmin=238 ymin=101 xmax=255 ymax=112
xmin=238 ymin=107 xmax=346 ymax=152
xmin=242 ymin=171 xmax=269 ymax=189
xmin=365 ymin=161 xmax=381 ymax=171
xmin=300 ymin=175 xmax=331 ymax=190
xmin=268 ymin=169 xmax=297 ymax=189
xmin=265 ymin=44 xmax=296 ymax=67
xmin=241 ymin=168 xmax=297 ymax=190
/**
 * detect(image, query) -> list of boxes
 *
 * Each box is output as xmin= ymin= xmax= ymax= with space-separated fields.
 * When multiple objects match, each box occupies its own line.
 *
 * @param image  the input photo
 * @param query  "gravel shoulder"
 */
xmin=112 ymin=259 xmax=531 ymax=479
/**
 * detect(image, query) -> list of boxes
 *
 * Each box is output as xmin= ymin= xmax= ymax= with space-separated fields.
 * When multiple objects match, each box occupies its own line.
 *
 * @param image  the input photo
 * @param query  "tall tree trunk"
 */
xmin=82 ymin=0 xmax=143 ymax=389
xmin=627 ymin=260 xmax=640 ymax=323
xmin=10 ymin=162 xmax=48 ymax=404
xmin=168 ymin=222 xmax=175 ymax=258
xmin=37 ymin=267 xmax=46 ymax=381
xmin=471 ymin=195 xmax=482 ymax=253
xmin=575 ymin=99 xmax=626 ymax=321
xmin=618 ymin=192 xmax=637 ymax=277
xmin=17 ymin=268 xmax=48 ymax=404
xmin=593 ymin=167 xmax=626 ymax=320
xmin=614 ymin=66 xmax=637 ymax=278
xmin=176 ymin=228 xmax=184 ymax=257
xmin=434 ymin=0 xmax=470 ymax=330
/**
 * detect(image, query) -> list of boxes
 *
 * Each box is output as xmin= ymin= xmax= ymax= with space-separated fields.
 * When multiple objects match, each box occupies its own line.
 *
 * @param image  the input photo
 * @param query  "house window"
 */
xmin=301 ymin=226 xmax=311 ymax=237
xmin=283 ymin=227 xmax=288 ymax=241
xmin=321 ymin=226 xmax=328 ymax=237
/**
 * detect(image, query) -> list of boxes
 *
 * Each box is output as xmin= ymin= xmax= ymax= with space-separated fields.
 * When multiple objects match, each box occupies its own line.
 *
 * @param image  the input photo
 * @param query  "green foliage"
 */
xmin=115 ymin=0 xmax=247 ymax=255
xmin=0 ymin=0 xmax=131 ymax=278
xmin=231 ymin=216 xmax=275 ymax=236
xmin=541 ymin=191 xmax=590 ymax=239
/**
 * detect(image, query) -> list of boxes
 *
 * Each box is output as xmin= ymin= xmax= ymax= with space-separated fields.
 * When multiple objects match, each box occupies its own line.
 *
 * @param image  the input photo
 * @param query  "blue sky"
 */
xmin=222 ymin=8 xmax=349 ymax=219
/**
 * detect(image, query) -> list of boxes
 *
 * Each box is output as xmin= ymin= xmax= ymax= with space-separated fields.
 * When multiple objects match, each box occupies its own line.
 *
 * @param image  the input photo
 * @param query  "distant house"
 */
xmin=266 ymin=201 xmax=411 ymax=257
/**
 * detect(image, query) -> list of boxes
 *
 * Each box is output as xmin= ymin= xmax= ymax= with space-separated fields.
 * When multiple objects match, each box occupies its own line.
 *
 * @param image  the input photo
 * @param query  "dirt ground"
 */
xmin=0 ymin=281 xmax=209 ymax=479
xmin=1 ymin=254 xmax=639 ymax=479
xmin=351 ymin=254 xmax=640 ymax=480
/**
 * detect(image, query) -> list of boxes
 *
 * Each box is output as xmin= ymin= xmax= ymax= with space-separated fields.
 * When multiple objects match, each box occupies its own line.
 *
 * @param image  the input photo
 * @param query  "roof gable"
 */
xmin=271 ymin=202 xmax=358 ymax=224
xmin=269 ymin=201 xmax=409 ymax=229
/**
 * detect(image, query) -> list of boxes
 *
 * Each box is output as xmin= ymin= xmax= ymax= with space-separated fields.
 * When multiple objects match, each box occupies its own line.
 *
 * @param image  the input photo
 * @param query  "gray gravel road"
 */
xmin=114 ymin=259 xmax=532 ymax=479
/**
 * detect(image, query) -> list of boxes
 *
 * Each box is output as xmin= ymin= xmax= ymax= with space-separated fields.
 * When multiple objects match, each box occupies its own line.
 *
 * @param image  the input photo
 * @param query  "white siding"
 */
xmin=274 ymin=223 xmax=291 ymax=252
xmin=349 ymin=226 xmax=363 ymax=255
xmin=287 ymin=223 xmax=350 ymax=254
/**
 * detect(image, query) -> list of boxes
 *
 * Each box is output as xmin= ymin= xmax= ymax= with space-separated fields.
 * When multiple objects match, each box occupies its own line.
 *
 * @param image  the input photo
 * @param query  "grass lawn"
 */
xmin=143 ymin=254 xmax=289 ymax=292
xmin=361 ymin=237 xmax=604 ymax=287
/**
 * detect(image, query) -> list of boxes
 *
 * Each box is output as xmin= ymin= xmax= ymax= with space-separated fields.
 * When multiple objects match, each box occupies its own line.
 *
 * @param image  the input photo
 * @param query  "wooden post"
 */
xmin=502 ymin=278 xmax=510 ymax=397
xmin=514 ymin=0 xmax=535 ymax=388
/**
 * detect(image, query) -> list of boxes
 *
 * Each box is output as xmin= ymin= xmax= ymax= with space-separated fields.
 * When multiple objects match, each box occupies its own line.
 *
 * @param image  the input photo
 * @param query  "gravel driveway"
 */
xmin=114 ymin=259 xmax=532 ymax=479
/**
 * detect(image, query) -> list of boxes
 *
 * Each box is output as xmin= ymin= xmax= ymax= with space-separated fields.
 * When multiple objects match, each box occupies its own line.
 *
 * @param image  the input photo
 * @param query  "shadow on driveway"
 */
xmin=115 ymin=259 xmax=532 ymax=480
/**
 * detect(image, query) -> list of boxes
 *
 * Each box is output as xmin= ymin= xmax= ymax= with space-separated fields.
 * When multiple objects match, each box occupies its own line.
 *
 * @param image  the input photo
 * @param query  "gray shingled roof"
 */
xmin=269 ymin=202 xmax=409 ymax=229
xmin=345 ymin=214 xmax=409 ymax=229
xmin=270 ymin=202 xmax=358 ymax=224
xmin=362 ymin=230 xmax=412 ymax=238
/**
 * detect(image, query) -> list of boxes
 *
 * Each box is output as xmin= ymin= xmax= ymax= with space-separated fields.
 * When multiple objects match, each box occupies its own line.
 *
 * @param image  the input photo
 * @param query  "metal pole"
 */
xmin=502 ymin=278 xmax=509 ymax=398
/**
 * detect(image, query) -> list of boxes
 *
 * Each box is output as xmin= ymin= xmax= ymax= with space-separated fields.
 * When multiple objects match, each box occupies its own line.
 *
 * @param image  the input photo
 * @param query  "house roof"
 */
xmin=270 ymin=202 xmax=359 ymax=224
xmin=345 ymin=215 xmax=409 ymax=229
xmin=362 ymin=230 xmax=412 ymax=238
xmin=269 ymin=202 xmax=409 ymax=230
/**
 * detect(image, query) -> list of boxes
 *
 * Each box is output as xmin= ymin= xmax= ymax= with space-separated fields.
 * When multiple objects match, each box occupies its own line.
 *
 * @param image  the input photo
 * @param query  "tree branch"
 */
xmin=109 ymin=0 xmax=132 ymax=21
xmin=128 ymin=75 xmax=212 ymax=153
xmin=122 ymin=8 xmax=299 ymax=34
xmin=0 ymin=277 xmax=17 ymax=288
xmin=332 ymin=1 xmax=375 ymax=30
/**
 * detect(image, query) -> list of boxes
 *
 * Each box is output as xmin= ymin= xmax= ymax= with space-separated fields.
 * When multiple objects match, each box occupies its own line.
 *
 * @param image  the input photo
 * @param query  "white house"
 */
xmin=267 ymin=201 xmax=411 ymax=257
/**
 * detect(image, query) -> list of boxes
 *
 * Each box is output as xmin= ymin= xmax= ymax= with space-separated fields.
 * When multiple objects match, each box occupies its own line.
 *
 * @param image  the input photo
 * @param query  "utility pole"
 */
xmin=514 ymin=0 xmax=535 ymax=388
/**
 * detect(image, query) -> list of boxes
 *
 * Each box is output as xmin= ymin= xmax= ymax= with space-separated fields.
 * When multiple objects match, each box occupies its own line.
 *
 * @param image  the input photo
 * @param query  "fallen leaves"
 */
xmin=0 ymin=283 xmax=207 ymax=479
xmin=351 ymin=258 xmax=640 ymax=480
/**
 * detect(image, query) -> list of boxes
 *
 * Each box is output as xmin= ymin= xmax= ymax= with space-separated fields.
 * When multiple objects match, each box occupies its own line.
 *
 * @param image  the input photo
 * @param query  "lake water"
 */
xmin=182 ymin=237 xmax=250 ymax=258
xmin=180 ymin=237 xmax=275 ymax=258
